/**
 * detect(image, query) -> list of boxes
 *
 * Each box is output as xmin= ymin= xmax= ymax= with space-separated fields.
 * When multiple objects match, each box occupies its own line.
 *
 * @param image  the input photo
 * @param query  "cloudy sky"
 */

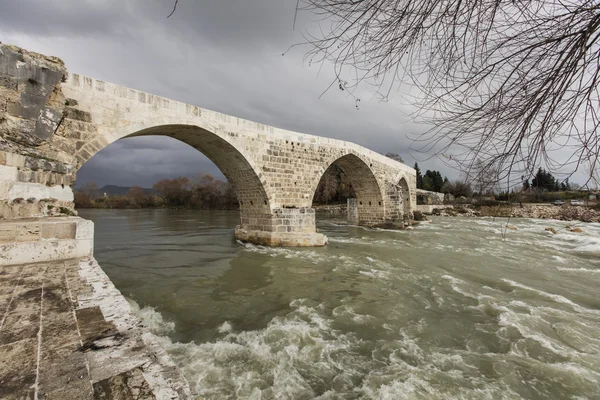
xmin=0 ymin=0 xmax=443 ymax=188
xmin=1 ymin=0 xmax=589 ymax=188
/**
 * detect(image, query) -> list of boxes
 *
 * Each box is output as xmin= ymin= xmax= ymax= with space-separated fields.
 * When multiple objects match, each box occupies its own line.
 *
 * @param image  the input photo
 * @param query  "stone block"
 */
xmin=48 ymin=185 xmax=74 ymax=202
xmin=92 ymin=367 xmax=154 ymax=400
xmin=0 ymin=181 xmax=14 ymax=201
xmin=8 ymin=181 xmax=50 ymax=201
xmin=0 ymin=237 xmax=93 ymax=266
xmin=16 ymin=223 xmax=40 ymax=242
xmin=75 ymin=219 xmax=94 ymax=240
xmin=63 ymin=106 xmax=92 ymax=122
xmin=0 ymin=224 xmax=16 ymax=243
xmin=41 ymin=222 xmax=76 ymax=240
xmin=0 ymin=165 xmax=18 ymax=182
xmin=4 ymin=153 xmax=25 ymax=168
xmin=0 ymin=338 xmax=37 ymax=399
xmin=33 ymin=106 xmax=62 ymax=140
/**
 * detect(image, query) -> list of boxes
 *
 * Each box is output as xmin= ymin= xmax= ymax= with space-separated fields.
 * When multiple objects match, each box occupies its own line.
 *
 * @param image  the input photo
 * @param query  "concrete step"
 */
xmin=0 ymin=217 xmax=93 ymax=266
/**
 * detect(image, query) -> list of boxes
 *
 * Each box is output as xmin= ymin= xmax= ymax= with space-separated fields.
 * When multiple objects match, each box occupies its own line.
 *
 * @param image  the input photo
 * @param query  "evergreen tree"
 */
xmin=531 ymin=168 xmax=557 ymax=191
xmin=423 ymin=170 xmax=444 ymax=192
xmin=414 ymin=162 xmax=423 ymax=189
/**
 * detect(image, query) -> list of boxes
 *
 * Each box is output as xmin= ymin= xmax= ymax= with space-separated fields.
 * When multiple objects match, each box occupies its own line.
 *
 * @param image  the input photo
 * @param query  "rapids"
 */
xmin=79 ymin=209 xmax=600 ymax=399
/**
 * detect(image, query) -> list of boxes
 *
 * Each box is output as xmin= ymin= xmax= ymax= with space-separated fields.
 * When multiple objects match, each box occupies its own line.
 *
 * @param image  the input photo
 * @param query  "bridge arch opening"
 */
xmin=75 ymin=124 xmax=272 ymax=233
xmin=312 ymin=154 xmax=384 ymax=226
xmin=398 ymin=177 xmax=411 ymax=219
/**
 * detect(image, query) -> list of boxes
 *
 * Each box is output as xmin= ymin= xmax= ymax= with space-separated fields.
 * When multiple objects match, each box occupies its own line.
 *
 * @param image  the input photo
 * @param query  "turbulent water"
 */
xmin=79 ymin=209 xmax=600 ymax=399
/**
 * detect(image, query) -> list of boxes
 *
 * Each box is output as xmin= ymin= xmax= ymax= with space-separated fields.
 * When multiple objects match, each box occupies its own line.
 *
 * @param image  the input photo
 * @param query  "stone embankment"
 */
xmin=432 ymin=204 xmax=600 ymax=223
xmin=0 ymin=217 xmax=192 ymax=399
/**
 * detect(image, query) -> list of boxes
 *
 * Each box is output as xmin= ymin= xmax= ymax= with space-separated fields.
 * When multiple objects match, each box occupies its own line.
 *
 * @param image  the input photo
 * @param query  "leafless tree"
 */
xmin=80 ymin=182 xmax=99 ymax=201
xmin=471 ymin=159 xmax=501 ymax=195
xmin=298 ymin=0 xmax=600 ymax=187
xmin=383 ymin=152 xmax=404 ymax=163
xmin=584 ymin=158 xmax=600 ymax=189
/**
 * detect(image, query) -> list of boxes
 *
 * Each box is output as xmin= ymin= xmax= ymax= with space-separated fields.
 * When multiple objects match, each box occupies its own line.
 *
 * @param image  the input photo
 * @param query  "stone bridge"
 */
xmin=0 ymin=44 xmax=416 ymax=247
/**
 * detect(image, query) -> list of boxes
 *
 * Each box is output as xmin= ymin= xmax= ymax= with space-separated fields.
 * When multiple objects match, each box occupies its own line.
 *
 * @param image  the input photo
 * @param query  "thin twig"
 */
xmin=167 ymin=0 xmax=179 ymax=18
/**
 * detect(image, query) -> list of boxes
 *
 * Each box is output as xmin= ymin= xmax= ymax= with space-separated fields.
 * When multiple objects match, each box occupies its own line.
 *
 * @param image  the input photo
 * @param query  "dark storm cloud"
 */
xmin=0 ymin=0 xmax=452 ymax=187
xmin=79 ymin=137 xmax=223 ymax=188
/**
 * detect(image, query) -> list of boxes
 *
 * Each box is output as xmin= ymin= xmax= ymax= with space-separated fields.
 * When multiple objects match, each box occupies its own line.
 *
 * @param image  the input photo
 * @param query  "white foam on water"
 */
xmin=217 ymin=321 xmax=233 ymax=334
xmin=332 ymin=305 xmax=377 ymax=325
xmin=359 ymin=269 xmax=389 ymax=279
xmin=126 ymin=298 xmax=175 ymax=335
xmin=442 ymin=275 xmax=483 ymax=301
xmin=131 ymin=291 xmax=600 ymax=399
xmin=113 ymin=214 xmax=600 ymax=399
xmin=497 ymin=309 xmax=571 ymax=356
xmin=557 ymin=267 xmax=600 ymax=273
xmin=502 ymin=279 xmax=600 ymax=315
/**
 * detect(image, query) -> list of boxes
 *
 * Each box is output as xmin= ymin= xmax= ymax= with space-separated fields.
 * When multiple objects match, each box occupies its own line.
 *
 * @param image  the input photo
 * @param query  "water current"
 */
xmin=78 ymin=209 xmax=600 ymax=399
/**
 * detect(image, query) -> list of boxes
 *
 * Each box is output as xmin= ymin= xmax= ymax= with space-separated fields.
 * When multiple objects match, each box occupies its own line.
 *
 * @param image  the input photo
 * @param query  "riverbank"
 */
xmin=0 ymin=217 xmax=191 ymax=399
xmin=0 ymin=256 xmax=191 ymax=399
xmin=433 ymin=204 xmax=600 ymax=223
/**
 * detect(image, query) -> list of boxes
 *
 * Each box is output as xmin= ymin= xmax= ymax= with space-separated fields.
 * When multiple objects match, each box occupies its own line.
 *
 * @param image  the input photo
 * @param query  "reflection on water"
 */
xmin=80 ymin=209 xmax=600 ymax=399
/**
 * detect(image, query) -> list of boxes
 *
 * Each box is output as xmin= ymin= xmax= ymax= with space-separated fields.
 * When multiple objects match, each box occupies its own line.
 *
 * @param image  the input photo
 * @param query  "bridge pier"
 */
xmin=347 ymin=198 xmax=359 ymax=225
xmin=234 ymin=207 xmax=327 ymax=247
xmin=345 ymin=197 xmax=406 ymax=229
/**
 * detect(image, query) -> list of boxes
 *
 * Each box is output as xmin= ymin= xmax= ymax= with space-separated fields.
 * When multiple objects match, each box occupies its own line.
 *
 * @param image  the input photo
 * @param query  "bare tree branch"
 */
xmin=167 ymin=0 xmax=179 ymax=18
xmin=299 ymin=0 xmax=600 ymax=187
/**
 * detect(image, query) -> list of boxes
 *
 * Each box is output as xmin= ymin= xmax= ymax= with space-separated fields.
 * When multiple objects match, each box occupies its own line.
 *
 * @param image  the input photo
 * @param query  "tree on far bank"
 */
xmin=80 ymin=182 xmax=99 ymax=201
xmin=127 ymin=186 xmax=153 ymax=207
xmin=422 ymin=170 xmax=444 ymax=192
xmin=414 ymin=163 xmax=423 ymax=189
xmin=313 ymin=164 xmax=355 ymax=204
xmin=384 ymin=153 xmax=404 ymax=163
xmin=153 ymin=177 xmax=191 ymax=206
xmin=532 ymin=168 xmax=558 ymax=192
xmin=471 ymin=159 xmax=500 ymax=195
xmin=442 ymin=180 xmax=472 ymax=198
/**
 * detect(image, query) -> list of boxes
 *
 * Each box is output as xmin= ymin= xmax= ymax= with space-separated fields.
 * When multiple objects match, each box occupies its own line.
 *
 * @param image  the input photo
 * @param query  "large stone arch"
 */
xmin=75 ymin=124 xmax=272 ymax=233
xmin=311 ymin=153 xmax=385 ymax=226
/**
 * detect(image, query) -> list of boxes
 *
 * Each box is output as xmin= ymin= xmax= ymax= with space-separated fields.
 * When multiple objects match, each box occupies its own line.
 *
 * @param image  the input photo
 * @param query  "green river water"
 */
xmin=78 ymin=209 xmax=600 ymax=399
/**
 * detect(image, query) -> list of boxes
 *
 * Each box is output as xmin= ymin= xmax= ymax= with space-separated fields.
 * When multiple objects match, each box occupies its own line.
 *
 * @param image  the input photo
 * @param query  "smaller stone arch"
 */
xmin=398 ymin=177 xmax=411 ymax=220
xmin=312 ymin=153 xmax=385 ymax=226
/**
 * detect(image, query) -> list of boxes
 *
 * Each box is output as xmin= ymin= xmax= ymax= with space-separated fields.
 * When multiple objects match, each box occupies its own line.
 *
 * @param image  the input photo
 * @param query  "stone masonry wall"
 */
xmin=1 ymin=42 xmax=417 ymax=243
xmin=58 ymin=72 xmax=416 ymax=220
xmin=0 ymin=44 xmax=79 ymax=220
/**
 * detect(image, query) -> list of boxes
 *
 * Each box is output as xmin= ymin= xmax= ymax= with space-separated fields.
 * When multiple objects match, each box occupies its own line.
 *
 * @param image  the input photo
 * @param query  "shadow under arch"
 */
xmin=81 ymin=124 xmax=272 ymax=231
xmin=397 ymin=177 xmax=411 ymax=219
xmin=311 ymin=153 xmax=385 ymax=226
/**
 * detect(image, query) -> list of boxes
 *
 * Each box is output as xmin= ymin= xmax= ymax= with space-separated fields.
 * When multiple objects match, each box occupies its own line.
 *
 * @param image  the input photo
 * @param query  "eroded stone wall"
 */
xmin=0 ymin=44 xmax=78 ymax=219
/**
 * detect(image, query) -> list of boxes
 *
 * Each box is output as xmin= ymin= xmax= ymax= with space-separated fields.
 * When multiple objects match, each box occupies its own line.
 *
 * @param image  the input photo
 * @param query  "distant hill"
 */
xmin=76 ymin=185 xmax=155 ymax=197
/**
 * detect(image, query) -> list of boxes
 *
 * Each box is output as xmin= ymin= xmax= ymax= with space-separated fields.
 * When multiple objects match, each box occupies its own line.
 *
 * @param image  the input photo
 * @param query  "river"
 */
xmin=78 ymin=209 xmax=600 ymax=399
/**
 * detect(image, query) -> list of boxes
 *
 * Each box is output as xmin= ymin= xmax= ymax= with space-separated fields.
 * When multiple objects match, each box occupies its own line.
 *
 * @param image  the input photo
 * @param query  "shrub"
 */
xmin=413 ymin=211 xmax=427 ymax=221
